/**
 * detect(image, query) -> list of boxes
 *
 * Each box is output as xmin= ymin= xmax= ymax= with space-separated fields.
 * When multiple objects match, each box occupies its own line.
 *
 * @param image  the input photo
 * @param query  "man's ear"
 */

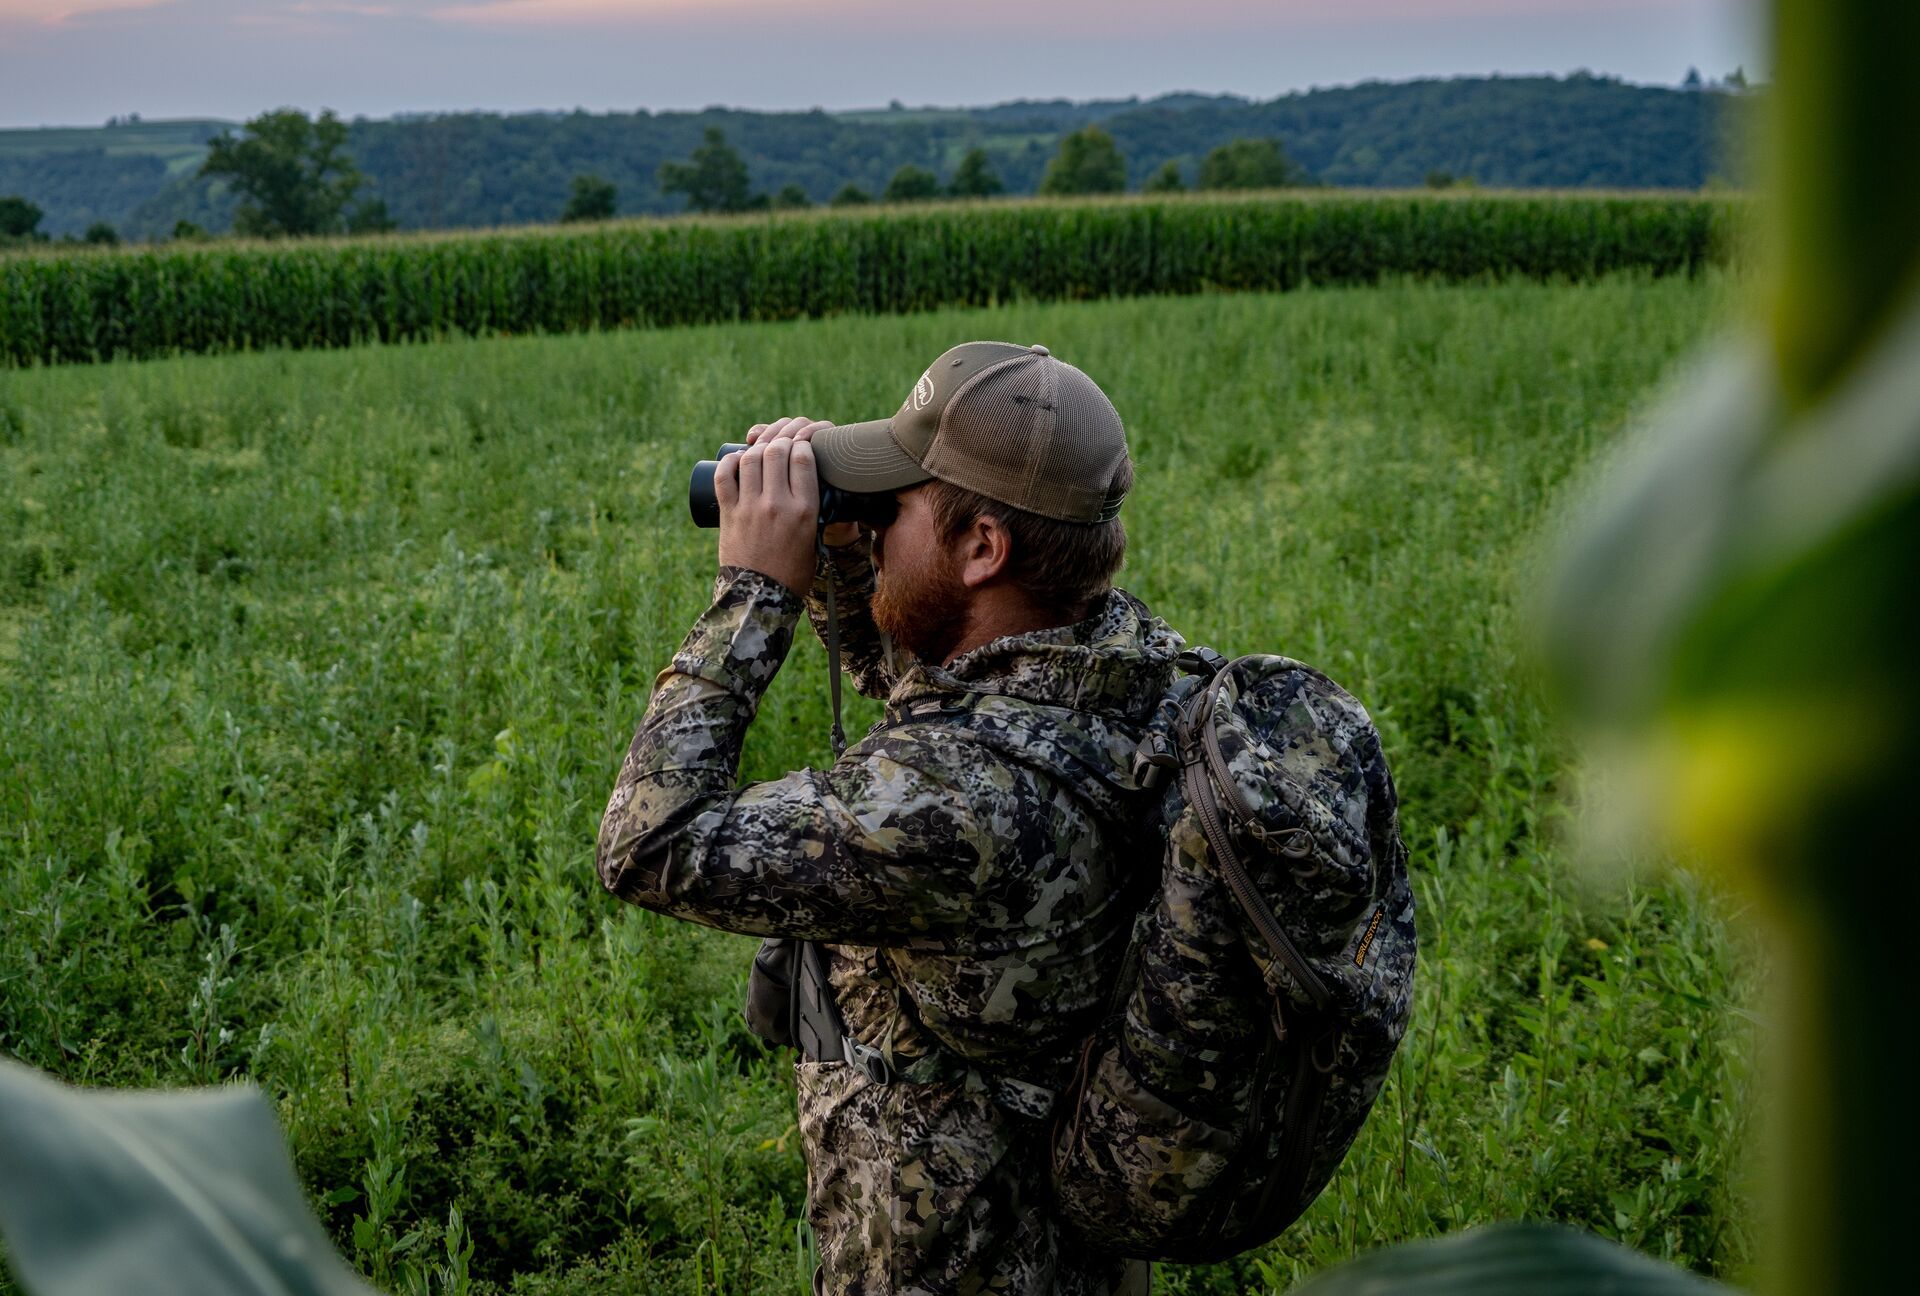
xmin=957 ymin=514 xmax=1012 ymax=590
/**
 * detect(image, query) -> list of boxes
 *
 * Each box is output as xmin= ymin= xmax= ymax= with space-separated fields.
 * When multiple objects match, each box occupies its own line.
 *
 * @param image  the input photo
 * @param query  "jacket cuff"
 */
xmin=671 ymin=566 xmax=804 ymax=700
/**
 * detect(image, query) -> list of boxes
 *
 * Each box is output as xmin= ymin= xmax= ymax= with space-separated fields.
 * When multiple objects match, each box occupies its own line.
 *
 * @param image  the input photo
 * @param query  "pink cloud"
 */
xmin=432 ymin=0 xmax=756 ymax=23
xmin=291 ymin=2 xmax=398 ymax=13
xmin=0 ymin=0 xmax=1699 ymax=34
xmin=428 ymin=0 xmax=1694 ymax=27
xmin=0 ymin=0 xmax=171 ymax=24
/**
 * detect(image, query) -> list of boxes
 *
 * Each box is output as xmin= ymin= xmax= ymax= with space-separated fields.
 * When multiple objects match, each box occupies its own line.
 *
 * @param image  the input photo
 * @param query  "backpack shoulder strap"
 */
xmin=1176 ymin=655 xmax=1335 ymax=1015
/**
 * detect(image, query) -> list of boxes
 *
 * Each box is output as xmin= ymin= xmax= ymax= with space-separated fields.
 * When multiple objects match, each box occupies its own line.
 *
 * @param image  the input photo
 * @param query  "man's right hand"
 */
xmin=744 ymin=420 xmax=864 ymax=548
xmin=717 ymin=416 xmax=830 ymax=596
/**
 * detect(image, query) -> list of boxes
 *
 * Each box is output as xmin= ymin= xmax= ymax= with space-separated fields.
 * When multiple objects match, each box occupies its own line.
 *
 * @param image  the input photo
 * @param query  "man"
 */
xmin=597 ymin=341 xmax=1179 ymax=1295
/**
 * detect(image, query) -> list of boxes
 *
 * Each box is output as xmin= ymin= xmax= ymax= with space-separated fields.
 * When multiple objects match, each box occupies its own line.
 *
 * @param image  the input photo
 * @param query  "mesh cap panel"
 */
xmin=1051 ymin=362 xmax=1131 ymax=521
xmin=920 ymin=350 xmax=1129 ymax=522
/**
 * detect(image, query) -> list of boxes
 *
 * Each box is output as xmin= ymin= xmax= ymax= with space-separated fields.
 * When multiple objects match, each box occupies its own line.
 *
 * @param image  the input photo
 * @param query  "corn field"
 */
xmin=0 ymin=193 xmax=1740 ymax=368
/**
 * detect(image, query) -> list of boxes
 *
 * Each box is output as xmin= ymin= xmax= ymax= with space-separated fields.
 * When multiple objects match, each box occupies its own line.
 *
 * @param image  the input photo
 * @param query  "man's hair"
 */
xmin=924 ymin=457 xmax=1132 ymax=618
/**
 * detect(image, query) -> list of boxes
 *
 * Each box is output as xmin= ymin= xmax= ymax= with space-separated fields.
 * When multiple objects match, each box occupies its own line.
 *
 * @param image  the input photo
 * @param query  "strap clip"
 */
xmin=842 ymin=1034 xmax=897 ymax=1086
xmin=1130 ymin=730 xmax=1179 ymax=788
xmin=1175 ymin=645 xmax=1229 ymax=677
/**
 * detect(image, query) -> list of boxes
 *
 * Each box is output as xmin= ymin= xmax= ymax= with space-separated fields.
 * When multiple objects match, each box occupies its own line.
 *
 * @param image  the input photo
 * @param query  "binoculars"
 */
xmin=688 ymin=442 xmax=900 ymax=530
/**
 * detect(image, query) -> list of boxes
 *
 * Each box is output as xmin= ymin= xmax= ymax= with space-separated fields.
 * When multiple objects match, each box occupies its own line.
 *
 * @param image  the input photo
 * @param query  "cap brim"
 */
xmin=812 ymin=419 xmax=935 ymax=493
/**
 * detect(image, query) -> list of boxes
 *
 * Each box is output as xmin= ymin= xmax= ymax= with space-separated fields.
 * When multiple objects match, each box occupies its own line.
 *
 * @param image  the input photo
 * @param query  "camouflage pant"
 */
xmin=796 ymin=1060 xmax=1148 ymax=1296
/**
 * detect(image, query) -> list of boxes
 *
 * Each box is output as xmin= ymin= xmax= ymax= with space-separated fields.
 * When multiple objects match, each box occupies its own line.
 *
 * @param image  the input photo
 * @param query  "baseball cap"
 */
xmin=812 ymin=341 xmax=1130 ymax=523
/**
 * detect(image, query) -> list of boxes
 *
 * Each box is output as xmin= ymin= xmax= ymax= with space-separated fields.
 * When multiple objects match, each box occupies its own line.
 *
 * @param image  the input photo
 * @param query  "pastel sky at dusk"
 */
xmin=0 ymin=0 xmax=1763 ymax=129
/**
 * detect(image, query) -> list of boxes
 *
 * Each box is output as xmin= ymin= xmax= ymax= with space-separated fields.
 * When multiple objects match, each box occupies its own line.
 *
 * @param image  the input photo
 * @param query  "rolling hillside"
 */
xmin=0 ymin=75 xmax=1744 ymax=239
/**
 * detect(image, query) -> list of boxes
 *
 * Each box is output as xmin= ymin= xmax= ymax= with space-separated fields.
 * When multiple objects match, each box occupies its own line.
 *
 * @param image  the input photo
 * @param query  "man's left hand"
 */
xmin=716 ymin=416 xmax=832 ymax=596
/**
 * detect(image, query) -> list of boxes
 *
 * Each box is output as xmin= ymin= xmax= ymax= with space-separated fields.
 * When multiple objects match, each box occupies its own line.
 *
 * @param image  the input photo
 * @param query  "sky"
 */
xmin=0 ymin=0 xmax=1765 ymax=130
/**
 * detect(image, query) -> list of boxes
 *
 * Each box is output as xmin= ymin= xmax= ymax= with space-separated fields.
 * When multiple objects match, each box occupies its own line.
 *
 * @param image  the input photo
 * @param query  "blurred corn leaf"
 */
xmin=1545 ymin=0 xmax=1920 ymax=1291
xmin=1289 ymin=1223 xmax=1729 ymax=1296
xmin=1544 ymin=283 xmax=1920 ymax=865
xmin=0 ymin=1059 xmax=377 ymax=1296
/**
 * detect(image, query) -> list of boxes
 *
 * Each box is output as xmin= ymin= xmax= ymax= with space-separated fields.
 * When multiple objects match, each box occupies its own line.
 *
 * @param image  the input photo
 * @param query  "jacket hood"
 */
xmin=892 ymin=588 xmax=1184 ymax=717
xmin=884 ymin=589 xmax=1186 ymax=814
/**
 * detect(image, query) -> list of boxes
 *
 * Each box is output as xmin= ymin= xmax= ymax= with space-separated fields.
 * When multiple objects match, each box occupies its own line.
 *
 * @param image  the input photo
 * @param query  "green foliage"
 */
xmin=0 ymin=118 xmax=222 ymax=238
xmin=656 ymin=127 xmax=753 ymax=214
xmin=1196 ymin=137 xmax=1301 ymax=189
xmin=346 ymin=199 xmax=397 ymax=235
xmin=1143 ymin=160 xmax=1186 ymax=193
xmin=772 ymin=183 xmax=811 ymax=211
xmin=0 ymin=1068 xmax=1729 ymax=1296
xmin=1101 ymin=74 xmax=1745 ymax=191
xmin=882 ymin=164 xmax=942 ymax=203
xmin=1039 ymin=125 xmax=1128 ymax=195
xmin=1 ymin=196 xmax=43 ymax=242
xmin=170 ymin=219 xmax=208 ymax=242
xmin=1546 ymin=1 xmax=1918 ymax=1290
xmin=0 ymin=194 xmax=1743 ymax=368
xmin=948 ymin=148 xmax=1005 ymax=198
xmin=200 ymin=108 xmax=365 ymax=238
xmin=560 ymin=174 xmax=617 ymax=224
xmin=828 ymin=184 xmax=871 ymax=207
xmin=0 ymin=278 xmax=1754 ymax=1293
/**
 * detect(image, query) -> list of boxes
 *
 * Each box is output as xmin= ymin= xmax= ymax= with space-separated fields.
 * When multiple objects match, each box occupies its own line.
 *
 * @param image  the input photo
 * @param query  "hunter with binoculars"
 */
xmin=597 ymin=342 xmax=1416 ymax=1296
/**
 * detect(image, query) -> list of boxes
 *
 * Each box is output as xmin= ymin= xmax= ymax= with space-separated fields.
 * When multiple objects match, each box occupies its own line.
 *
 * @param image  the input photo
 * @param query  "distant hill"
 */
xmin=0 ymin=118 xmax=230 ymax=236
xmin=0 ymin=76 xmax=1745 ymax=239
xmin=1102 ymin=75 xmax=1744 ymax=188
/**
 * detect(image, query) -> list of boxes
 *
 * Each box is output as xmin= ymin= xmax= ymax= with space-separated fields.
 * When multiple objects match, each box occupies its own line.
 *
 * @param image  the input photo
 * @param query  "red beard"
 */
xmin=871 ymin=541 xmax=972 ymax=667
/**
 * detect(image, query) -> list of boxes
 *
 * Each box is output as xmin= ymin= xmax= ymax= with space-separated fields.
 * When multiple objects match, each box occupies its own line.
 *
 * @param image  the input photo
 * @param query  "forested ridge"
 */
xmin=0 ymin=73 xmax=1744 ymax=238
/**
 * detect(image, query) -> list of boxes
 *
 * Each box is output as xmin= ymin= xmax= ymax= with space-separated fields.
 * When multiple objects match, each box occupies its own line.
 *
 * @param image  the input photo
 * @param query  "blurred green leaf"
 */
xmin=0 ymin=1058 xmax=377 ymax=1296
xmin=1545 ymin=3 xmax=1920 ymax=1289
xmin=1545 ymin=277 xmax=1920 ymax=871
xmin=1289 ymin=1222 xmax=1732 ymax=1295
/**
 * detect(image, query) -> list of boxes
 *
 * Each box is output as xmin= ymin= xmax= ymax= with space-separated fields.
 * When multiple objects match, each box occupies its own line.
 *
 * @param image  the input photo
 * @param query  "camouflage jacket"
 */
xmin=598 ymin=536 xmax=1181 ymax=1296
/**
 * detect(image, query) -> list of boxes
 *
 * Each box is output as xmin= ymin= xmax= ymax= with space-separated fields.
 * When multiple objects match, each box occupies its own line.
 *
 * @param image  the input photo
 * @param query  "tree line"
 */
xmin=3 ymin=110 xmax=395 ymax=246
xmin=1 ymin=196 xmax=122 ymax=248
xmin=564 ymin=122 xmax=1307 ymax=219
xmin=3 ymin=75 xmax=1745 ymax=242
xmin=5 ymin=114 xmax=1313 ymax=245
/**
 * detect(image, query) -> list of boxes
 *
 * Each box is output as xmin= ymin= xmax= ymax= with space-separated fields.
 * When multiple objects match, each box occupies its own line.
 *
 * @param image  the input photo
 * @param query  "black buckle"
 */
xmin=843 ymin=1035 xmax=896 ymax=1085
xmin=1131 ymin=731 xmax=1179 ymax=788
xmin=1175 ymin=646 xmax=1229 ymax=677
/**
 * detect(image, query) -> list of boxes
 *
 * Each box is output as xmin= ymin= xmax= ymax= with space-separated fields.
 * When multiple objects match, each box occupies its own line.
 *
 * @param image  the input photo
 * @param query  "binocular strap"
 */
xmin=820 ymin=538 xmax=848 ymax=759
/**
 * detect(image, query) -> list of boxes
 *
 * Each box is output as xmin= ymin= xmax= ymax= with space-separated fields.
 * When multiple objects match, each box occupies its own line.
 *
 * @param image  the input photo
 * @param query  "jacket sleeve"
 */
xmin=803 ymin=532 xmax=899 ymax=701
xmin=596 ymin=565 xmax=986 ymax=944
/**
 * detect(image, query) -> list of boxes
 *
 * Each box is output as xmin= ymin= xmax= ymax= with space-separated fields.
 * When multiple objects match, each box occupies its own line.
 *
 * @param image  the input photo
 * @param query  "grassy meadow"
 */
xmin=0 ymin=276 xmax=1757 ymax=1293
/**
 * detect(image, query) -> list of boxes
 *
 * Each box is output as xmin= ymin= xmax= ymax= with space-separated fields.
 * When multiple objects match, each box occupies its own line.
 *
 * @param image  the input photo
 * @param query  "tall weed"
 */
xmin=0 ymin=277 xmax=1754 ymax=1293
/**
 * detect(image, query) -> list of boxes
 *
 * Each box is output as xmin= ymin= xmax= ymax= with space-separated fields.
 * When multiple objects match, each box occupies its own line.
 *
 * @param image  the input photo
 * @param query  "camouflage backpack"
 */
xmin=1047 ymin=646 xmax=1417 ymax=1262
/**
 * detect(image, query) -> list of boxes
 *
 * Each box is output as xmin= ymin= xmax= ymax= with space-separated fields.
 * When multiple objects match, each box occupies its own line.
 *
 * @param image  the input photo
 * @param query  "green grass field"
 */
xmin=0 ymin=276 xmax=1757 ymax=1294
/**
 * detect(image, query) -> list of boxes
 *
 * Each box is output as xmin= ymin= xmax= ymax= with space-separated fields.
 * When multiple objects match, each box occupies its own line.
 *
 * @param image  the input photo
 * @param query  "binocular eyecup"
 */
xmin=689 ymin=442 xmax=900 ymax=530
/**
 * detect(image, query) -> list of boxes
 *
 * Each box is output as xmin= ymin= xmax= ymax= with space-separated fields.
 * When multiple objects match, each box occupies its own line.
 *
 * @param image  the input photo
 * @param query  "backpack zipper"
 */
xmin=1252 ymin=1021 xmax=1334 ymax=1234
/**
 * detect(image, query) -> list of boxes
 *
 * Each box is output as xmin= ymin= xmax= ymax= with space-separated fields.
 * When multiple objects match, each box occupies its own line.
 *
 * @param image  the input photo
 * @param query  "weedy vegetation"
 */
xmin=0 ymin=275 xmax=1756 ymax=1293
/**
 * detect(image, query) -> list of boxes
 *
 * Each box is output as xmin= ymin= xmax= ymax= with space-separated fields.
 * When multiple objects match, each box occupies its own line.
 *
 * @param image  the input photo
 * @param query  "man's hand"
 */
xmin=739 ymin=417 xmax=866 ymax=549
xmin=718 ymin=416 xmax=832 ymax=596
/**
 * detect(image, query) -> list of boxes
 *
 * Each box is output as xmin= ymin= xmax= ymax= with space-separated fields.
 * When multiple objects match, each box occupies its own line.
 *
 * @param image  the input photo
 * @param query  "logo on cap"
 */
xmin=911 ymin=371 xmax=935 ymax=411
